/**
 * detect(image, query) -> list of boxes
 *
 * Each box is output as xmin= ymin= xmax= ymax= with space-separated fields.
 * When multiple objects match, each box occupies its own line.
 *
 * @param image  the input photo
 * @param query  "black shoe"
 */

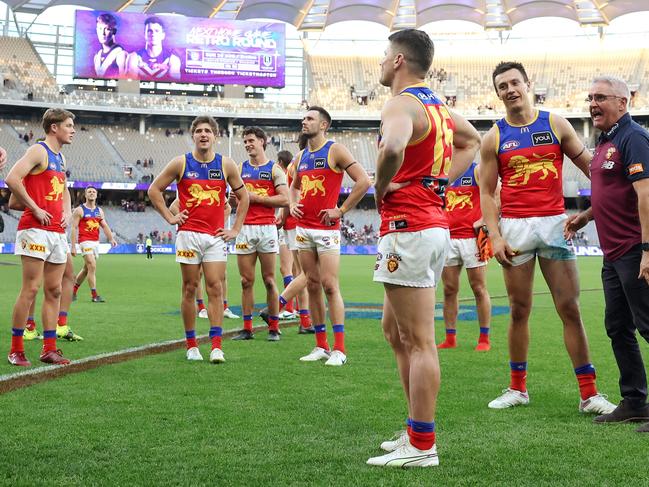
xmin=298 ymin=326 xmax=316 ymax=334
xmin=91 ymin=295 xmax=106 ymax=303
xmin=267 ymin=330 xmax=280 ymax=342
xmin=231 ymin=329 xmax=254 ymax=341
xmin=593 ymin=399 xmax=649 ymax=423
xmin=259 ymin=307 xmax=270 ymax=326
xmin=636 ymin=421 xmax=649 ymax=433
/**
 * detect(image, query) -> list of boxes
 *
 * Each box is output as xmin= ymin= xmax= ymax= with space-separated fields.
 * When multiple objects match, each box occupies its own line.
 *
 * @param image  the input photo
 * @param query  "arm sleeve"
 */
xmin=621 ymin=128 xmax=649 ymax=182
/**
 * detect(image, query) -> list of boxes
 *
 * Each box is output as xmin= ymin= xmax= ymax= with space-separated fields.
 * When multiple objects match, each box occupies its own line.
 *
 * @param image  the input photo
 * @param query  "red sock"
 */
xmin=43 ymin=337 xmax=57 ymax=353
xmin=438 ymin=329 xmax=456 ymax=348
xmin=186 ymin=337 xmax=198 ymax=349
xmin=11 ymin=335 xmax=24 ymax=354
xmin=299 ymin=310 xmax=311 ymax=328
xmin=91 ymin=289 xmax=98 ymax=299
xmin=408 ymin=429 xmax=436 ymax=450
xmin=577 ymin=373 xmax=598 ymax=400
xmin=315 ymin=325 xmax=330 ymax=351
xmin=243 ymin=315 xmax=253 ymax=332
xmin=211 ymin=335 xmax=222 ymax=350
xmin=510 ymin=370 xmax=527 ymax=392
xmin=268 ymin=316 xmax=279 ymax=332
xmin=285 ymin=298 xmax=295 ymax=313
xmin=223 ymin=300 xmax=228 ymax=310
xmin=26 ymin=318 xmax=36 ymax=331
xmin=73 ymin=283 xmax=80 ymax=295
xmin=57 ymin=312 xmax=68 ymax=326
xmin=478 ymin=333 xmax=489 ymax=344
xmin=197 ymin=301 xmax=206 ymax=312
xmin=333 ymin=324 xmax=345 ymax=353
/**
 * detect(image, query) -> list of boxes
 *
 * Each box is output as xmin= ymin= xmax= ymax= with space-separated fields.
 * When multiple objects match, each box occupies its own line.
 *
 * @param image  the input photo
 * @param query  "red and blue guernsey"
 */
xmin=240 ymin=160 xmax=278 ymax=225
xmin=446 ymin=162 xmax=481 ymax=239
xmin=283 ymin=162 xmax=298 ymax=231
xmin=177 ymin=152 xmax=226 ymax=236
xmin=18 ymin=141 xmax=66 ymax=234
xmin=78 ymin=205 xmax=102 ymax=243
xmin=380 ymin=84 xmax=455 ymax=236
xmin=297 ymin=140 xmax=343 ymax=230
xmin=496 ymin=110 xmax=564 ymax=218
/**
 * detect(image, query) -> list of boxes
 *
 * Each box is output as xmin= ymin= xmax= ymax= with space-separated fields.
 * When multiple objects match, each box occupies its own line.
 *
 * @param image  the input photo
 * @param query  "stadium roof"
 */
xmin=4 ymin=0 xmax=644 ymax=30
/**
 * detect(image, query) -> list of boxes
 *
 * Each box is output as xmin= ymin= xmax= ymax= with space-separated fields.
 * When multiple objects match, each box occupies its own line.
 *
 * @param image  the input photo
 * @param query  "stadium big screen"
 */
xmin=73 ymin=10 xmax=286 ymax=87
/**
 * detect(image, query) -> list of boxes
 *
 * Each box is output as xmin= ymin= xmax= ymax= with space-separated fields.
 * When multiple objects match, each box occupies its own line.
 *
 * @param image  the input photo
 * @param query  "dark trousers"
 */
xmin=602 ymin=245 xmax=649 ymax=407
xmin=146 ymin=245 xmax=152 ymax=259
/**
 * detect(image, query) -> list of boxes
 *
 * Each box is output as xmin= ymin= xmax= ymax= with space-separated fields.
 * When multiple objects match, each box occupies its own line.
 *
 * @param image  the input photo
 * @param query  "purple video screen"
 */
xmin=74 ymin=10 xmax=286 ymax=87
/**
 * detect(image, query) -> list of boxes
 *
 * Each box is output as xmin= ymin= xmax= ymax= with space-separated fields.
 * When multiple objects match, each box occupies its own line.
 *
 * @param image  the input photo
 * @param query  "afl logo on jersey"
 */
xmin=208 ymin=169 xmax=222 ymax=180
xmin=186 ymin=171 xmax=199 ymax=179
xmin=532 ymin=131 xmax=553 ymax=146
xmin=501 ymin=140 xmax=520 ymax=151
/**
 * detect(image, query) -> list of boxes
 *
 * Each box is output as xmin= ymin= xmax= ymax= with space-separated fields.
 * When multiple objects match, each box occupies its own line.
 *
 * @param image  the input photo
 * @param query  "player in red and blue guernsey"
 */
xmin=565 ymin=76 xmax=649 ymax=429
xmin=149 ymin=115 xmax=249 ymax=364
xmin=367 ymin=29 xmax=480 ymax=468
xmin=71 ymin=186 xmax=117 ymax=303
xmin=480 ymin=61 xmax=615 ymax=414
xmin=289 ymin=106 xmax=371 ymax=366
xmin=5 ymin=108 xmax=76 ymax=366
xmin=230 ymin=127 xmax=288 ymax=341
xmin=438 ymin=162 xmax=492 ymax=351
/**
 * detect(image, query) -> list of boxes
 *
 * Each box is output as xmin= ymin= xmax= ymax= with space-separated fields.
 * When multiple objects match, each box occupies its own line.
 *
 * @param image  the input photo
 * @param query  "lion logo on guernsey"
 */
xmin=300 ymin=175 xmax=326 ymax=198
xmin=186 ymin=184 xmax=221 ymax=207
xmin=507 ymin=153 xmax=558 ymax=186
xmin=245 ymin=183 xmax=270 ymax=197
xmin=45 ymin=176 xmax=65 ymax=201
xmin=446 ymin=191 xmax=473 ymax=211
xmin=85 ymin=220 xmax=100 ymax=231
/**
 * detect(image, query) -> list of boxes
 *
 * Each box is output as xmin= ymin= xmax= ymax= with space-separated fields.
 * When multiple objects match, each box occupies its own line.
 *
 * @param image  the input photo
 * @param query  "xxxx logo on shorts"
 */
xmin=28 ymin=243 xmax=46 ymax=253
xmin=386 ymin=252 xmax=402 ymax=273
xmin=296 ymin=235 xmax=307 ymax=243
xmin=236 ymin=243 xmax=249 ymax=250
xmin=177 ymin=250 xmax=196 ymax=258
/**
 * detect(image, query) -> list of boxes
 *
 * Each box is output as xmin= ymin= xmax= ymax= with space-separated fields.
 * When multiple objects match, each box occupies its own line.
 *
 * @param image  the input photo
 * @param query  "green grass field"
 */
xmin=0 ymin=254 xmax=647 ymax=486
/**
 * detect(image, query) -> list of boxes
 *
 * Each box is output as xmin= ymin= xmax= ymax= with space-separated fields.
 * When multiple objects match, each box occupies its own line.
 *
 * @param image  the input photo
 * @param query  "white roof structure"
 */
xmin=4 ymin=0 xmax=644 ymax=31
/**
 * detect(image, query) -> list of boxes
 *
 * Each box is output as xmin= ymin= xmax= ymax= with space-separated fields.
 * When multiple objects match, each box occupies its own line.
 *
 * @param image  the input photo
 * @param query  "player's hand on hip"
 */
xmin=639 ymin=252 xmax=649 ymax=285
xmin=319 ymin=208 xmax=342 ymax=226
xmin=217 ymin=227 xmax=237 ymax=242
xmin=385 ymin=181 xmax=410 ymax=194
xmin=34 ymin=207 xmax=52 ymax=226
xmin=492 ymin=236 xmax=515 ymax=266
xmin=290 ymin=203 xmax=304 ymax=219
xmin=168 ymin=209 xmax=188 ymax=225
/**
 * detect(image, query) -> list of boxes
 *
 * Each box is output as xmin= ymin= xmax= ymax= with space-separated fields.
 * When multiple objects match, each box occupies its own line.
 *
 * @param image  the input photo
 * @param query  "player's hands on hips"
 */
xmin=319 ymin=207 xmax=342 ymax=226
xmin=564 ymin=212 xmax=588 ymax=240
xmin=33 ymin=207 xmax=52 ymax=226
xmin=290 ymin=202 xmax=304 ymax=219
xmin=492 ymin=235 xmax=516 ymax=266
xmin=167 ymin=209 xmax=188 ymax=226
xmin=217 ymin=227 xmax=237 ymax=242
xmin=0 ymin=146 xmax=7 ymax=170
xmin=639 ymin=252 xmax=649 ymax=285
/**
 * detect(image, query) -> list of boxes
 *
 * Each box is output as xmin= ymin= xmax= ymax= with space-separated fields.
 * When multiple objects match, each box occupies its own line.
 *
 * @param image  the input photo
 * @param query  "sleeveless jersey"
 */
xmin=136 ymin=47 xmax=176 ymax=80
xmin=446 ymin=163 xmax=481 ymax=239
xmin=95 ymin=44 xmax=123 ymax=77
xmin=283 ymin=162 xmax=298 ymax=231
xmin=240 ymin=160 xmax=278 ymax=225
xmin=18 ymin=142 xmax=66 ymax=234
xmin=177 ymin=152 xmax=226 ymax=236
xmin=78 ymin=204 xmax=102 ymax=242
xmin=495 ymin=110 xmax=564 ymax=218
xmin=380 ymin=85 xmax=455 ymax=236
xmin=296 ymin=140 xmax=343 ymax=230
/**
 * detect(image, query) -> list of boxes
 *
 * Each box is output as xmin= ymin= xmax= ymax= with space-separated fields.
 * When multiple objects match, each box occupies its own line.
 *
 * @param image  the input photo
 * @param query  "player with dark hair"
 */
xmin=231 ymin=126 xmax=288 ymax=341
xmin=94 ymin=12 xmax=127 ymax=78
xmin=367 ymin=28 xmax=481 ymax=467
xmin=290 ymin=106 xmax=371 ymax=365
xmin=126 ymin=15 xmax=181 ymax=81
xmin=6 ymin=108 xmax=76 ymax=366
xmin=71 ymin=186 xmax=117 ymax=303
xmin=480 ymin=61 xmax=614 ymax=414
xmin=149 ymin=115 xmax=248 ymax=363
